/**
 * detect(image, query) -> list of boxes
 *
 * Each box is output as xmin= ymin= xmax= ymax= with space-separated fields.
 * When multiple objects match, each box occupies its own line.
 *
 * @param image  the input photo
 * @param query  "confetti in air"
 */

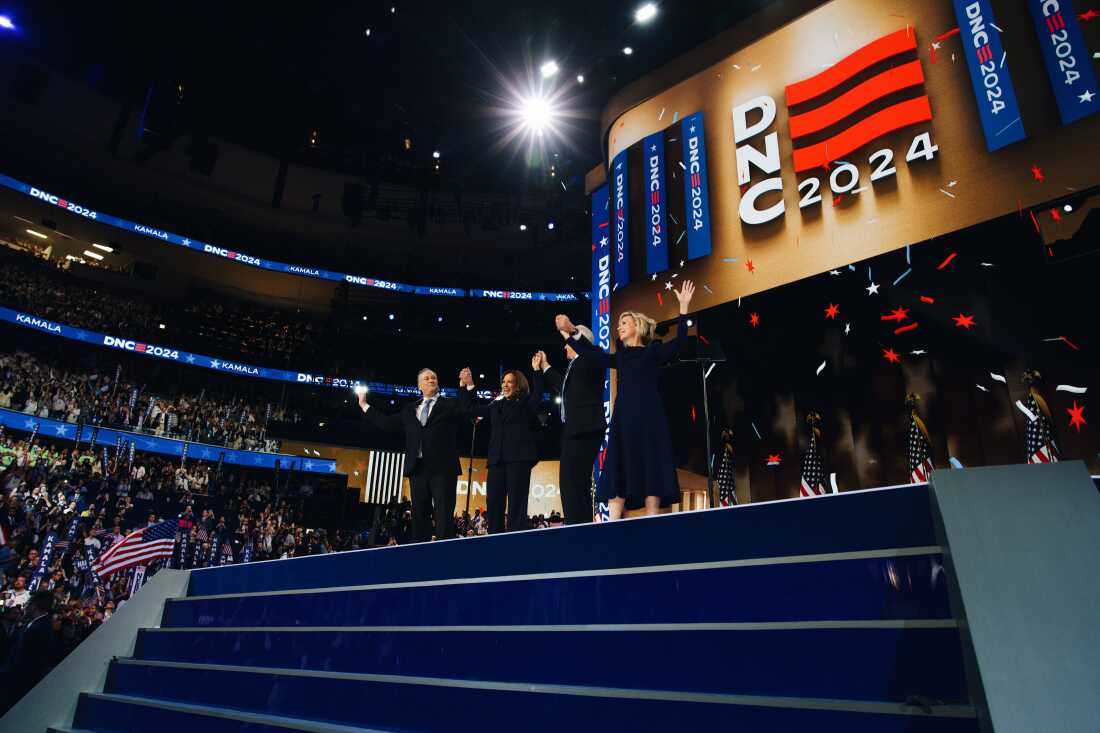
xmin=976 ymin=384 xmax=989 ymax=392
xmin=990 ymin=373 xmax=1007 ymax=384
xmin=816 ymin=360 xmax=827 ymax=376
xmin=1056 ymin=385 xmax=1088 ymax=394
xmin=1015 ymin=400 xmax=1038 ymax=422
xmin=937 ymin=252 xmax=958 ymax=270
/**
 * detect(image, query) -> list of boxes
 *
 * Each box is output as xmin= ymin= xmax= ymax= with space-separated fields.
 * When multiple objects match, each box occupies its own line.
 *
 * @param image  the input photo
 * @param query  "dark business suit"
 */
xmin=468 ymin=372 xmax=544 ymax=533
xmin=3 ymin=614 xmax=58 ymax=711
xmin=362 ymin=389 xmax=473 ymax=542
xmin=543 ymin=336 xmax=607 ymax=524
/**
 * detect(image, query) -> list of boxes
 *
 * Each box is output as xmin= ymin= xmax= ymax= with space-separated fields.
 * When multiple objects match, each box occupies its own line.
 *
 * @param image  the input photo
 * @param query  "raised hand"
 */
xmin=555 ymin=314 xmax=575 ymax=336
xmin=674 ymin=279 xmax=695 ymax=314
xmin=531 ymin=352 xmax=543 ymax=370
xmin=459 ymin=367 xmax=474 ymax=388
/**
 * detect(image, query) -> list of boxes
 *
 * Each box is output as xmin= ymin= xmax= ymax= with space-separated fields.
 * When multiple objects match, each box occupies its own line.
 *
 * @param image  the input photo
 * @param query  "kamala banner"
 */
xmin=0 ymin=407 xmax=339 ymax=474
xmin=0 ymin=304 xmax=496 ymax=397
xmin=0 ymin=173 xmax=578 ymax=303
xmin=604 ymin=0 xmax=1100 ymax=318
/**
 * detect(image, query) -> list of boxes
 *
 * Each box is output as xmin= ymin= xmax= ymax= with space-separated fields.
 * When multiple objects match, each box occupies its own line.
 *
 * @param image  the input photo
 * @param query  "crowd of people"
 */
xmin=0 ymin=248 xmax=323 ymax=367
xmin=0 ymin=350 xmax=285 ymax=453
xmin=0 ymin=431 xmax=357 ymax=712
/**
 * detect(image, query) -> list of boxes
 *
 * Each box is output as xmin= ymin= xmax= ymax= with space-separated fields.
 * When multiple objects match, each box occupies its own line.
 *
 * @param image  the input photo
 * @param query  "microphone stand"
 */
xmin=463 ymin=417 xmax=480 ymax=518
xmin=677 ymin=334 xmax=726 ymax=510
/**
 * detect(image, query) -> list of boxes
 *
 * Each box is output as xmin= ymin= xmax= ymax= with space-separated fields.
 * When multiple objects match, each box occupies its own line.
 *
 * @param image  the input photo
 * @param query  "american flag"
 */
xmin=799 ymin=431 xmax=827 ymax=497
xmin=716 ymin=448 xmax=737 ymax=506
xmin=1025 ymin=393 xmax=1059 ymax=464
xmin=92 ymin=520 xmax=176 ymax=578
xmin=908 ymin=414 xmax=934 ymax=484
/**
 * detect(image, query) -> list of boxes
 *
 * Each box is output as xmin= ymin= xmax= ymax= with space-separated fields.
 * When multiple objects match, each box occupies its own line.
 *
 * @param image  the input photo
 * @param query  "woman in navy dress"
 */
xmin=571 ymin=280 xmax=694 ymax=519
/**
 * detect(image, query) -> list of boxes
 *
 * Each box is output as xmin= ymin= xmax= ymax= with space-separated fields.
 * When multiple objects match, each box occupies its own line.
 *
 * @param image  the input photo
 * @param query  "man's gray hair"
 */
xmin=416 ymin=368 xmax=437 ymax=380
xmin=574 ymin=325 xmax=594 ymax=343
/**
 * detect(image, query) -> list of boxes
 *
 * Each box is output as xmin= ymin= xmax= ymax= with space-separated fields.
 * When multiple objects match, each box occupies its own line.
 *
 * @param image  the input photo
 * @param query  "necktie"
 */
xmin=419 ymin=398 xmax=434 ymax=426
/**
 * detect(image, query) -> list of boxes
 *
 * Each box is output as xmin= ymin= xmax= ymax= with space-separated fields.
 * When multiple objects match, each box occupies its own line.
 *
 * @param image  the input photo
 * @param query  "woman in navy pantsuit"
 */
xmin=571 ymin=280 xmax=694 ymax=519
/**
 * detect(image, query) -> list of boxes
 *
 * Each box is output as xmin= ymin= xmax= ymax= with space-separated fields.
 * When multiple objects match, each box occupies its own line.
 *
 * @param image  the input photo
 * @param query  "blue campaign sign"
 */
xmin=643 ymin=132 xmax=669 ymax=275
xmin=0 ymin=173 xmax=576 ymax=303
xmin=468 ymin=290 xmax=579 ymax=302
xmin=1026 ymin=0 xmax=1099 ymax=125
xmin=611 ymin=150 xmax=630 ymax=288
xmin=952 ymin=0 xmax=1027 ymax=151
xmin=590 ymin=184 xmax=611 ymax=352
xmin=0 ymin=408 xmax=340 ymax=474
xmin=680 ymin=112 xmax=713 ymax=261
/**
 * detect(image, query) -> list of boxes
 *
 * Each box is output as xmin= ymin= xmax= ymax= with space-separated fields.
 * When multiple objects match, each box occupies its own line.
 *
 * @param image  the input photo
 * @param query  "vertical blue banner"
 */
xmin=590 ymin=184 xmax=612 ymax=522
xmin=1026 ymin=0 xmax=1099 ymax=125
xmin=611 ymin=150 xmax=630 ymax=288
xmin=953 ymin=0 xmax=1027 ymax=151
xmin=680 ymin=112 xmax=714 ymax=260
xmin=643 ymin=132 xmax=669 ymax=274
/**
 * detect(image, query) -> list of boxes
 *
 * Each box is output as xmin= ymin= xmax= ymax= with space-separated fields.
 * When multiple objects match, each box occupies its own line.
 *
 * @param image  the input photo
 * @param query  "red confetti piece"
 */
xmin=1059 ymin=336 xmax=1080 ymax=351
xmin=1031 ymin=164 xmax=1044 ymax=182
xmin=766 ymin=453 xmax=782 ymax=465
xmin=937 ymin=252 xmax=957 ymax=270
xmin=919 ymin=295 xmax=935 ymax=304
xmin=824 ymin=303 xmax=840 ymax=320
xmin=1048 ymin=246 xmax=1055 ymax=257
xmin=698 ymin=334 xmax=710 ymax=345
xmin=749 ymin=312 xmax=760 ymax=327
xmin=1050 ymin=208 xmax=1061 ymax=222
xmin=1029 ymin=210 xmax=1041 ymax=234
xmin=745 ymin=259 xmax=755 ymax=274
xmin=883 ymin=348 xmax=901 ymax=364
xmin=1067 ymin=401 xmax=1086 ymax=431
xmin=929 ymin=44 xmax=936 ymax=64
xmin=1081 ymin=9 xmax=1099 ymax=21
xmin=691 ymin=406 xmax=697 ymax=423
xmin=881 ymin=306 xmax=909 ymax=322
xmin=657 ymin=292 xmax=663 ymax=306
xmin=935 ymin=26 xmax=960 ymax=41
xmin=895 ymin=322 xmax=919 ymax=335
xmin=832 ymin=194 xmax=843 ymax=207
xmin=952 ymin=313 xmax=976 ymax=329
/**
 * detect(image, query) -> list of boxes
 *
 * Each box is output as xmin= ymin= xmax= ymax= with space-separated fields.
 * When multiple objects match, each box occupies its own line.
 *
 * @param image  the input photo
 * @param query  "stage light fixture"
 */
xmin=362 ymin=315 xmax=367 ymax=320
xmin=0 ymin=16 xmax=14 ymax=30
xmin=91 ymin=243 xmax=113 ymax=253
xmin=1064 ymin=204 xmax=1073 ymax=212
xmin=519 ymin=94 xmax=555 ymax=134
xmin=388 ymin=313 xmax=395 ymax=320
xmin=540 ymin=60 xmax=559 ymax=78
xmin=365 ymin=28 xmax=371 ymax=36
xmin=158 ymin=323 xmax=165 ymax=330
xmin=547 ymin=222 xmax=555 ymax=230
xmin=554 ymin=396 xmax=562 ymax=404
xmin=686 ymin=319 xmax=694 ymax=327
xmin=25 ymin=229 xmax=47 ymax=239
xmin=82 ymin=250 xmax=104 ymax=260
xmin=634 ymin=3 xmax=658 ymax=23
xmin=437 ymin=315 xmax=444 ymax=322
xmin=623 ymin=46 xmax=633 ymax=55
xmin=432 ymin=150 xmax=440 ymax=159
xmin=576 ymin=74 xmax=585 ymax=84
xmin=519 ymin=224 xmax=527 ymax=231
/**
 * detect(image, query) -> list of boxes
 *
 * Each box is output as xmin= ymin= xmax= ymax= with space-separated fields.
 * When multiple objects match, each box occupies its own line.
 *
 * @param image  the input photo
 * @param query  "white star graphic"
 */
xmin=54 ymin=425 xmax=68 ymax=436
xmin=689 ymin=125 xmax=696 ymax=133
xmin=866 ymin=281 xmax=880 ymax=295
xmin=211 ymin=360 xmax=220 ymax=369
xmin=910 ymin=350 xmax=927 ymax=355
xmin=931 ymin=41 xmax=942 ymax=50
xmin=599 ymin=236 xmax=608 ymax=246
xmin=23 ymin=418 xmax=36 ymax=429
xmin=651 ymin=273 xmax=657 ymax=281
xmin=303 ymin=460 xmax=314 ymax=471
xmin=844 ymin=323 xmax=851 ymax=335
xmin=679 ymin=259 xmax=685 ymax=267
xmin=650 ymin=144 xmax=657 ymax=152
xmin=201 ymin=449 xmax=211 ymax=458
xmin=186 ymin=354 xmax=196 ymax=363
xmin=1079 ymin=89 xmax=1095 ymax=103
xmin=664 ymin=281 xmax=673 ymax=290
xmin=328 ymin=463 xmax=336 ymax=472
xmin=829 ymin=270 xmax=842 ymax=276
xmin=75 ymin=331 xmax=86 ymax=340
xmin=182 ymin=238 xmax=191 ymax=246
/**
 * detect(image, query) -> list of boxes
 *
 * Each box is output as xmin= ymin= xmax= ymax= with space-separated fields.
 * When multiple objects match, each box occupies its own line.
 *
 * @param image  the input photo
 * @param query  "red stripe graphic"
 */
xmin=789 ymin=60 xmax=925 ymax=139
xmin=785 ymin=28 xmax=919 ymax=106
xmin=792 ymin=96 xmax=932 ymax=172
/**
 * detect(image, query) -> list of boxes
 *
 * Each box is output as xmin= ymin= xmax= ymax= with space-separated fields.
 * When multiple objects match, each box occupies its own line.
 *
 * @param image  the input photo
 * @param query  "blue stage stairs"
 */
xmin=50 ymin=484 xmax=979 ymax=732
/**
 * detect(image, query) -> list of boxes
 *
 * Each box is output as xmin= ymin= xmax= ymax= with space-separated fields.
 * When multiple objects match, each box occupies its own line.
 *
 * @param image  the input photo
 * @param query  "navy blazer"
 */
xmin=362 ymin=389 xmax=474 ymax=477
xmin=468 ymin=371 xmax=544 ymax=467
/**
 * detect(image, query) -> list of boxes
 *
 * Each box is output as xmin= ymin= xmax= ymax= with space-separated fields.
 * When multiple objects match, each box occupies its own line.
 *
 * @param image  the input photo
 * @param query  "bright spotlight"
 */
xmin=388 ymin=313 xmax=395 ymax=320
xmin=519 ymin=224 xmax=527 ymax=231
xmin=686 ymin=319 xmax=694 ymax=327
xmin=1063 ymin=204 xmax=1073 ymax=213
xmin=623 ymin=46 xmax=634 ymax=55
xmin=432 ymin=150 xmax=440 ymax=159
xmin=547 ymin=222 xmax=555 ymax=230
xmin=539 ymin=60 xmax=560 ymax=78
xmin=634 ymin=3 xmax=658 ymax=23
xmin=0 ymin=16 xmax=14 ymax=30
xmin=576 ymin=74 xmax=585 ymax=84
xmin=520 ymin=94 xmax=555 ymax=133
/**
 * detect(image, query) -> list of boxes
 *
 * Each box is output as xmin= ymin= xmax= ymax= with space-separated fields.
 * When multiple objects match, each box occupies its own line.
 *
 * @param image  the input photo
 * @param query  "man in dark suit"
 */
xmin=534 ymin=314 xmax=608 ymax=524
xmin=2 ymin=591 xmax=58 ymax=713
xmin=357 ymin=368 xmax=474 ymax=543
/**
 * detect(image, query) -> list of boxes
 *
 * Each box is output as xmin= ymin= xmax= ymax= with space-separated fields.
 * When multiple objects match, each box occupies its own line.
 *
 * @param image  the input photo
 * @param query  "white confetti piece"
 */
xmin=751 ymin=422 xmax=761 ymax=439
xmin=829 ymin=473 xmax=839 ymax=494
xmin=750 ymin=64 xmax=761 ymax=72
xmin=991 ymin=22 xmax=1003 ymax=32
xmin=999 ymin=51 xmax=1006 ymax=68
xmin=990 ymin=373 xmax=1007 ymax=383
xmin=658 ymin=107 xmax=666 ymax=120
xmin=732 ymin=63 xmax=742 ymax=70
xmin=947 ymin=180 xmax=957 ymax=187
xmin=949 ymin=457 xmax=964 ymax=469
xmin=976 ymin=384 xmax=989 ymax=392
xmin=702 ymin=284 xmax=713 ymax=294
xmin=1056 ymin=384 xmax=1088 ymax=394
xmin=1015 ymin=400 xmax=1038 ymax=422
xmin=678 ymin=160 xmax=686 ymax=170
xmin=816 ymin=360 xmax=827 ymax=376
xmin=939 ymin=188 xmax=956 ymax=198
xmin=980 ymin=262 xmax=995 ymax=267
xmin=851 ymin=186 xmax=868 ymax=194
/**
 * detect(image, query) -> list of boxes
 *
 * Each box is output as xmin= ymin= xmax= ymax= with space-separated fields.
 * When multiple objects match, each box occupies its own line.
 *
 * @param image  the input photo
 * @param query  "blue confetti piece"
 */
xmin=949 ymin=457 xmax=964 ymax=469
xmin=893 ymin=268 xmax=911 ymax=285
xmin=751 ymin=422 xmax=761 ymax=440
xmin=868 ymin=266 xmax=872 ymax=281
xmin=722 ymin=257 xmax=739 ymax=263
xmin=672 ymin=111 xmax=679 ymax=123
xmin=905 ymin=245 xmax=910 ymax=264
xmin=847 ymin=264 xmax=856 ymax=271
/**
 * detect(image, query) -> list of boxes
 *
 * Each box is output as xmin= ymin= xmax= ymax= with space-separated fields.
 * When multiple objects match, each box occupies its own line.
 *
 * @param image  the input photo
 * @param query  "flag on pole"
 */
xmin=1022 ymin=371 xmax=1060 ymax=464
xmin=906 ymin=394 xmax=935 ymax=483
xmin=92 ymin=520 xmax=176 ymax=578
xmin=715 ymin=433 xmax=737 ymax=507
xmin=799 ymin=413 xmax=827 ymax=497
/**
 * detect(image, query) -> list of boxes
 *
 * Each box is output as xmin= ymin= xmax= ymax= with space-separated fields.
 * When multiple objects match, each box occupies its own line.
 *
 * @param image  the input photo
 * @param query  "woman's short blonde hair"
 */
xmin=618 ymin=310 xmax=658 ymax=345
